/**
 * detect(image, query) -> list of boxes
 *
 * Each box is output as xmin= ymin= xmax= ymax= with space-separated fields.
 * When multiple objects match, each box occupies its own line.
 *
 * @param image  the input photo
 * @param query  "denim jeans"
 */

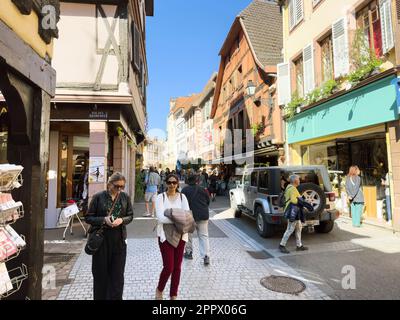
xmin=185 ymin=220 xmax=210 ymax=258
xmin=280 ymin=220 xmax=302 ymax=247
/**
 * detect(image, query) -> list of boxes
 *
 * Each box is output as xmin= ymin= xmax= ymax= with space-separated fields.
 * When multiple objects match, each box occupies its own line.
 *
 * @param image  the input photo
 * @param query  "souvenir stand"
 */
xmin=0 ymin=164 xmax=27 ymax=299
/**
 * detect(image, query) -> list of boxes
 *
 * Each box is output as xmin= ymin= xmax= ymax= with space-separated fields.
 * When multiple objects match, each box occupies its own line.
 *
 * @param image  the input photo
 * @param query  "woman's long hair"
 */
xmin=348 ymin=165 xmax=360 ymax=177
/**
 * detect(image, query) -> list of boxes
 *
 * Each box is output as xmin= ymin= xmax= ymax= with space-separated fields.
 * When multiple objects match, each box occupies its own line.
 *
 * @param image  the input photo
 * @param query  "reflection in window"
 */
xmin=320 ymin=34 xmax=334 ymax=83
xmin=294 ymin=56 xmax=304 ymax=97
xmin=60 ymin=135 xmax=68 ymax=203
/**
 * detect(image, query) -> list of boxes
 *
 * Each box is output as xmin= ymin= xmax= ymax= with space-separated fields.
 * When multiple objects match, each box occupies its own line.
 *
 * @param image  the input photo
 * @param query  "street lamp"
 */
xmin=246 ymin=80 xmax=256 ymax=96
xmin=246 ymin=80 xmax=275 ymax=108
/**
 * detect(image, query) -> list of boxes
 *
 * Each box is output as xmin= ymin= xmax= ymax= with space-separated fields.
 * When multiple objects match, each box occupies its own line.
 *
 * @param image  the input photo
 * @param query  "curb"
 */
xmin=339 ymin=215 xmax=398 ymax=234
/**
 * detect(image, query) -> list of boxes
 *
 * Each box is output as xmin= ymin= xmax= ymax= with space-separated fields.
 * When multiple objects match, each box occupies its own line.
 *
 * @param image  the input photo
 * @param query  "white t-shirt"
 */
xmin=155 ymin=192 xmax=190 ymax=243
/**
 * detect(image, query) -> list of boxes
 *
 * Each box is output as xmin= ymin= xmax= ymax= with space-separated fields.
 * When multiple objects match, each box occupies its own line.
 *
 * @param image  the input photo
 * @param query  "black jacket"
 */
xmin=181 ymin=185 xmax=210 ymax=221
xmin=85 ymin=191 xmax=134 ymax=240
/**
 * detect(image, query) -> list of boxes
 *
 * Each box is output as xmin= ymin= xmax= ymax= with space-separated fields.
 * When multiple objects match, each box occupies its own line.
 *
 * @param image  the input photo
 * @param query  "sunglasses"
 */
xmin=113 ymin=183 xmax=125 ymax=190
xmin=166 ymin=180 xmax=178 ymax=185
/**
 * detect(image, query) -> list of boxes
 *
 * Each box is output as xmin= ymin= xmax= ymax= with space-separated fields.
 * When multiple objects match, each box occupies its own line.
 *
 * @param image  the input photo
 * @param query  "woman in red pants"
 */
xmin=155 ymin=173 xmax=190 ymax=300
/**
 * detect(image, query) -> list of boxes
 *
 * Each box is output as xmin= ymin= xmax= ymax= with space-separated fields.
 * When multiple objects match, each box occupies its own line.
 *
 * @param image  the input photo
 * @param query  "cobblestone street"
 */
xmin=44 ymin=199 xmax=332 ymax=300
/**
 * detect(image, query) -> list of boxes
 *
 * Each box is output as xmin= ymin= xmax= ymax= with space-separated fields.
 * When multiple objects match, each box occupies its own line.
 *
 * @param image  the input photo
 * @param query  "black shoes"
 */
xmin=296 ymin=246 xmax=309 ymax=251
xmin=279 ymin=245 xmax=290 ymax=254
xmin=184 ymin=252 xmax=210 ymax=265
xmin=184 ymin=252 xmax=193 ymax=260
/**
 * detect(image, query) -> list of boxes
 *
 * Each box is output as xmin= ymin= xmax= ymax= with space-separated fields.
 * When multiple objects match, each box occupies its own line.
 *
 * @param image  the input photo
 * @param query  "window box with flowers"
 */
xmin=284 ymin=28 xmax=388 ymax=120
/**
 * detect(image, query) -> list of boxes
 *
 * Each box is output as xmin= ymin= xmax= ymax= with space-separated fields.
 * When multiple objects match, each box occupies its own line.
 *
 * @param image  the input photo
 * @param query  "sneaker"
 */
xmin=183 ymin=252 xmax=193 ymax=260
xmin=279 ymin=245 xmax=290 ymax=254
xmin=155 ymin=288 xmax=163 ymax=300
xmin=296 ymin=246 xmax=309 ymax=251
xmin=204 ymin=256 xmax=210 ymax=266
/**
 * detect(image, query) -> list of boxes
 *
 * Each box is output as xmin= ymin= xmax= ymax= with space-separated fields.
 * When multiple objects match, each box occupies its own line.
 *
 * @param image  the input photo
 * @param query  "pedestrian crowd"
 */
xmin=83 ymin=163 xmax=379 ymax=300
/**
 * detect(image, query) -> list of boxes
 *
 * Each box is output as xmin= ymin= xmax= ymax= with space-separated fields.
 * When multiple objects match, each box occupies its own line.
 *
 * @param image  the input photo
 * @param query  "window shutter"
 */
xmin=303 ymin=44 xmax=315 ymax=94
xmin=332 ymin=17 xmax=349 ymax=78
xmin=277 ymin=63 xmax=291 ymax=106
xmin=295 ymin=0 xmax=304 ymax=23
xmin=379 ymin=0 xmax=395 ymax=54
xmin=289 ymin=0 xmax=295 ymax=30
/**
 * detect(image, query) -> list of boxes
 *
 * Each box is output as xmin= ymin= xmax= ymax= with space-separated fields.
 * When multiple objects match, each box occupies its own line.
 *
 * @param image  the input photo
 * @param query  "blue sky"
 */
xmin=146 ymin=0 xmax=253 ymax=138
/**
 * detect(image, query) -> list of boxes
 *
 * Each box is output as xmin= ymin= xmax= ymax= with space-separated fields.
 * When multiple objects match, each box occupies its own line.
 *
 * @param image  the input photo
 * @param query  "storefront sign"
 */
xmin=89 ymin=157 xmax=105 ymax=183
xmin=287 ymin=75 xmax=398 ymax=144
xmin=89 ymin=111 xmax=108 ymax=120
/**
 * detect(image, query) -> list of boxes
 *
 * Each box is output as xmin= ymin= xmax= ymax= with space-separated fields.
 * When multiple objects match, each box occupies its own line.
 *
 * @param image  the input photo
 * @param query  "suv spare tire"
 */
xmin=297 ymin=183 xmax=326 ymax=216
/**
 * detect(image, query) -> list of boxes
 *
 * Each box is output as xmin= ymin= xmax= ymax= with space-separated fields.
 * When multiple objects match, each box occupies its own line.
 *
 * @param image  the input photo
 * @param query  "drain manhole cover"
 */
xmin=260 ymin=276 xmax=306 ymax=294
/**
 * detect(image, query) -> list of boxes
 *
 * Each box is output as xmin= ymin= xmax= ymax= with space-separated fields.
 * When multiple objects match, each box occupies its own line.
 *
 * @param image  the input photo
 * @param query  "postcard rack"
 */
xmin=0 ymin=234 xmax=26 ymax=263
xmin=0 ymin=264 xmax=28 ymax=299
xmin=0 ymin=164 xmax=27 ymax=300
xmin=0 ymin=202 xmax=24 ymax=226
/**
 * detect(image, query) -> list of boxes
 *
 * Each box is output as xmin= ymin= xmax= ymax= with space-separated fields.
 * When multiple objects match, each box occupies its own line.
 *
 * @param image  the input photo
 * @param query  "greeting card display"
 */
xmin=0 ymin=165 xmax=23 ymax=192
xmin=0 ymin=164 xmax=26 ymax=299
xmin=0 ymin=228 xmax=18 ymax=261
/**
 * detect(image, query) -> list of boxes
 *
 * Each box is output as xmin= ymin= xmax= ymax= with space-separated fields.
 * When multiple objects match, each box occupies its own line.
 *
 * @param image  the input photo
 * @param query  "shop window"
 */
xmin=301 ymin=142 xmax=337 ymax=170
xmin=320 ymin=34 xmax=334 ymax=83
xmin=59 ymin=135 xmax=69 ymax=205
xmin=259 ymin=171 xmax=269 ymax=190
xmin=356 ymin=0 xmax=383 ymax=57
xmin=72 ymin=136 xmax=89 ymax=201
xmin=294 ymin=56 xmax=304 ymax=97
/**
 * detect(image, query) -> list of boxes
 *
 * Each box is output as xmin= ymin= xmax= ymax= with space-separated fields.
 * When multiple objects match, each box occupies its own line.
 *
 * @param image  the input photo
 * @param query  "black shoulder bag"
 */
xmin=85 ymin=192 xmax=120 ymax=255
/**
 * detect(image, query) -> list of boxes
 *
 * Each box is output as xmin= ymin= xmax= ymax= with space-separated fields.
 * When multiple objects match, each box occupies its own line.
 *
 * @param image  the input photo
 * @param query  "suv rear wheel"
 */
xmin=297 ymin=183 xmax=326 ymax=216
xmin=315 ymin=221 xmax=334 ymax=233
xmin=255 ymin=206 xmax=274 ymax=238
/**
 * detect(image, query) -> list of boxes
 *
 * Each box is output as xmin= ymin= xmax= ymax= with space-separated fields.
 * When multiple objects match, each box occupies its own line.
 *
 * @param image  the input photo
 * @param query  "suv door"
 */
xmin=245 ymin=171 xmax=258 ymax=213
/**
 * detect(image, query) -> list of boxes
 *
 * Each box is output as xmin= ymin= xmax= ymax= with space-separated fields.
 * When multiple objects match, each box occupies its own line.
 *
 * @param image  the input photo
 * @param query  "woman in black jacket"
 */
xmin=85 ymin=172 xmax=134 ymax=300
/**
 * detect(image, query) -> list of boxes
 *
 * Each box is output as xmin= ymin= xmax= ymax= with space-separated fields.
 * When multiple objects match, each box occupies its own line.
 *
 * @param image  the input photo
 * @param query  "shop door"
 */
xmin=58 ymin=135 xmax=89 ymax=206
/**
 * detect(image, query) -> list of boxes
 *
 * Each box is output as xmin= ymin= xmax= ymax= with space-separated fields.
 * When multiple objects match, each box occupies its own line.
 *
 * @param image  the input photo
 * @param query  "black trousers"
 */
xmin=92 ymin=227 xmax=127 ymax=300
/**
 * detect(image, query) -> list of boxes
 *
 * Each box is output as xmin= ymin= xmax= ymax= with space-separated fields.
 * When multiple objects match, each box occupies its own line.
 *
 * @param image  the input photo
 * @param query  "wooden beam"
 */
xmin=94 ymin=4 xmax=122 ymax=91
xmin=0 ymin=20 xmax=56 ymax=96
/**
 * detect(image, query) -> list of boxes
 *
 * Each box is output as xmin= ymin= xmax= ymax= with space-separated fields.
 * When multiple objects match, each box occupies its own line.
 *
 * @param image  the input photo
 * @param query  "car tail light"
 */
xmin=326 ymin=192 xmax=336 ymax=202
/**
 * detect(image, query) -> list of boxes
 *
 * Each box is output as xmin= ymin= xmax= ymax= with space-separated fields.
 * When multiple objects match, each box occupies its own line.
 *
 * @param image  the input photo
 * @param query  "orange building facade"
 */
xmin=210 ymin=1 xmax=284 ymax=175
